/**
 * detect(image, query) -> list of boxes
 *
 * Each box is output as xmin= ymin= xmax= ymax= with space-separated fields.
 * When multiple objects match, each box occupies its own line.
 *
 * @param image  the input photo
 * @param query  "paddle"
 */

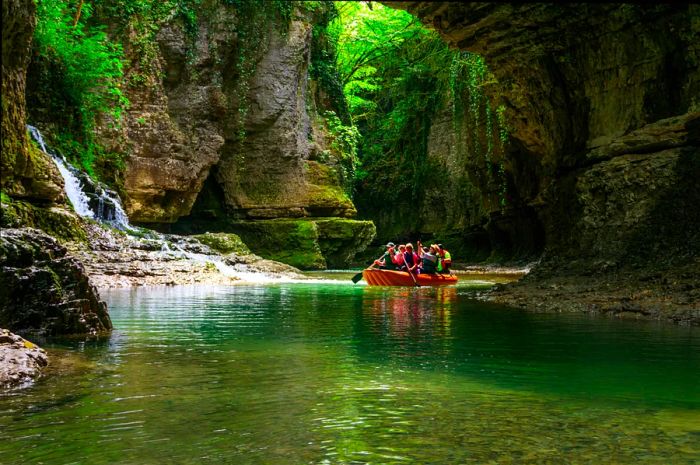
xmin=405 ymin=251 xmax=420 ymax=287
xmin=351 ymin=252 xmax=386 ymax=283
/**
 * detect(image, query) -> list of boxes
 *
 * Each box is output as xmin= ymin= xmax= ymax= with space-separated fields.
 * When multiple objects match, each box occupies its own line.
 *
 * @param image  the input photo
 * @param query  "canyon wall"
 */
xmin=96 ymin=1 xmax=374 ymax=267
xmin=383 ymin=2 xmax=699 ymax=267
xmin=92 ymin=2 xmax=355 ymax=222
xmin=382 ymin=2 xmax=699 ymax=320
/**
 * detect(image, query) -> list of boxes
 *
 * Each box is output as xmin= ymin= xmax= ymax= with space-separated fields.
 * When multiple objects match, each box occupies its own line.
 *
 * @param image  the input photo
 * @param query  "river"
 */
xmin=1 ymin=275 xmax=698 ymax=464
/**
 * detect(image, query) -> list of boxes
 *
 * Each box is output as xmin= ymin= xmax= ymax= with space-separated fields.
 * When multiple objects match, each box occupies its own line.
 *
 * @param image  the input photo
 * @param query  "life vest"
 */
xmin=421 ymin=253 xmax=437 ymax=273
xmin=382 ymin=251 xmax=398 ymax=270
xmin=403 ymin=251 xmax=416 ymax=268
xmin=438 ymin=250 xmax=451 ymax=273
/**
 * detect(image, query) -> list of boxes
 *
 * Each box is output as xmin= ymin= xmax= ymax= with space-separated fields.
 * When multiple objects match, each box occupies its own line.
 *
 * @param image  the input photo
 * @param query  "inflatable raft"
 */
xmin=363 ymin=269 xmax=458 ymax=287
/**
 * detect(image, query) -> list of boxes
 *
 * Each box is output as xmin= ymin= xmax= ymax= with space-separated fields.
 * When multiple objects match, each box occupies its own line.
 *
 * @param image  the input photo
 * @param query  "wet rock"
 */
xmin=66 ymin=222 xmax=306 ymax=288
xmin=0 ymin=328 xmax=48 ymax=389
xmin=0 ymin=228 xmax=112 ymax=335
xmin=193 ymin=232 xmax=251 ymax=256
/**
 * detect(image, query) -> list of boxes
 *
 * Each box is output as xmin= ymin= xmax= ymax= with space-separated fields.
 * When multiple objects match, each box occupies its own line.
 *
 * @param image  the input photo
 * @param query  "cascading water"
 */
xmin=28 ymin=125 xmax=95 ymax=218
xmin=27 ymin=125 xmax=134 ymax=231
xmin=25 ymin=125 xmax=324 ymax=284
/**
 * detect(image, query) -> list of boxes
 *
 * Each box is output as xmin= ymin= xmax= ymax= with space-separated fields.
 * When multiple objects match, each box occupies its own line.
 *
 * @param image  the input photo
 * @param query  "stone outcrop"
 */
xmin=67 ymin=224 xmax=305 ymax=287
xmin=0 ymin=329 xmax=48 ymax=390
xmin=0 ymin=228 xmax=112 ymax=336
xmin=85 ymin=2 xmax=371 ymax=268
xmin=1 ymin=0 xmax=63 ymax=202
xmin=215 ymin=17 xmax=356 ymax=220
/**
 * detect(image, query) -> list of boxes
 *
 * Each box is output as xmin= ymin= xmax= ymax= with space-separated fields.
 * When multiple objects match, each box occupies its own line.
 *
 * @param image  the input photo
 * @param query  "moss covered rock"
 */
xmin=1 ymin=195 xmax=87 ymax=243
xmin=227 ymin=217 xmax=376 ymax=270
xmin=193 ymin=232 xmax=251 ymax=256
xmin=315 ymin=218 xmax=376 ymax=269
xmin=229 ymin=219 xmax=326 ymax=270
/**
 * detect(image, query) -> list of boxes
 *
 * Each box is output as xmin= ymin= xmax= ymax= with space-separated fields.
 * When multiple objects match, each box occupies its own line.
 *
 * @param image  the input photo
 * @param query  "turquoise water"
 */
xmin=1 ymin=277 xmax=699 ymax=464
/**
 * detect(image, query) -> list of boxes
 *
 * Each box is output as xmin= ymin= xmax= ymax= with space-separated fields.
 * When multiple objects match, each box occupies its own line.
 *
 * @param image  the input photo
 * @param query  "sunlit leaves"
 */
xmin=34 ymin=0 xmax=127 ymax=128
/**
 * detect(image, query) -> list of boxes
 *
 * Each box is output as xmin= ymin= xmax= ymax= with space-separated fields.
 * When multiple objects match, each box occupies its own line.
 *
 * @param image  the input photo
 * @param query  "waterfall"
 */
xmin=28 ymin=125 xmax=95 ymax=218
xmin=27 ymin=125 xmax=134 ymax=231
xmin=25 ymin=125 xmax=323 ymax=284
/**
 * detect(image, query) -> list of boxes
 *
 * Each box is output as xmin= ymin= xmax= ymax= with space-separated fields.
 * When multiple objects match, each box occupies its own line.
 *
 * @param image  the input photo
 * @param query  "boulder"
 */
xmin=0 ymin=228 xmax=112 ymax=336
xmin=0 ymin=328 xmax=48 ymax=389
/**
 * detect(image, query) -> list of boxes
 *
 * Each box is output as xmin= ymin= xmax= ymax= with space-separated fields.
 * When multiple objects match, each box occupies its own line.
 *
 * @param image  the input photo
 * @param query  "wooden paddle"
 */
xmin=351 ymin=253 xmax=386 ymax=283
xmin=405 ymin=252 xmax=420 ymax=287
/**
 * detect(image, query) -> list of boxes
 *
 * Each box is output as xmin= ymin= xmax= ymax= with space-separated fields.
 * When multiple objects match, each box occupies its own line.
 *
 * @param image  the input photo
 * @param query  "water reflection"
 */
xmin=1 ymin=283 xmax=698 ymax=465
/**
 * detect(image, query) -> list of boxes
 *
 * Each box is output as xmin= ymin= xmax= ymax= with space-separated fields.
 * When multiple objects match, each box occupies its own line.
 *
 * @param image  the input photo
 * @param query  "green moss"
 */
xmin=0 ymin=197 xmax=87 ymax=243
xmin=228 ymin=219 xmax=326 ymax=270
xmin=226 ymin=217 xmax=375 ymax=270
xmin=194 ymin=232 xmax=251 ymax=255
xmin=315 ymin=218 xmax=376 ymax=268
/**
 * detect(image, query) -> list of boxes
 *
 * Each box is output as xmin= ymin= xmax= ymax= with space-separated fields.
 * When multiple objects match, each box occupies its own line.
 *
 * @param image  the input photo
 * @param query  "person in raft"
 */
xmin=403 ymin=243 xmax=420 ymax=274
xmin=416 ymin=240 xmax=439 ymax=274
xmin=393 ymin=244 xmax=407 ymax=270
xmin=436 ymin=243 xmax=452 ymax=274
xmin=373 ymin=242 xmax=398 ymax=270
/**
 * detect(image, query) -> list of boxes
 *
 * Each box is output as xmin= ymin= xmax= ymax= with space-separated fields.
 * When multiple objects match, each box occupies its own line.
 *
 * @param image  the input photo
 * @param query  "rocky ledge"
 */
xmin=0 ymin=228 xmax=112 ymax=335
xmin=66 ymin=223 xmax=305 ymax=288
xmin=0 ymin=328 xmax=48 ymax=389
xmin=488 ymin=260 xmax=700 ymax=325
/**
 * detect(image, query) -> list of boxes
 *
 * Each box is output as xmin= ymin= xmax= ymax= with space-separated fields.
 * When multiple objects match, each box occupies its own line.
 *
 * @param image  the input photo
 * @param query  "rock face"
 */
xmin=88 ymin=2 xmax=371 ymax=267
xmin=1 ymin=0 xmax=63 ymax=202
xmin=95 ymin=2 xmax=356 ymax=224
xmin=383 ymin=2 xmax=699 ymax=262
xmin=384 ymin=2 xmax=700 ymax=321
xmin=0 ymin=329 xmax=48 ymax=390
xmin=0 ymin=228 xmax=112 ymax=336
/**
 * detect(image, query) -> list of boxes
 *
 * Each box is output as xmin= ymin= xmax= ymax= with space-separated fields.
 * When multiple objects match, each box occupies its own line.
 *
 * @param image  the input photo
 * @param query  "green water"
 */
xmin=1 ymin=277 xmax=699 ymax=464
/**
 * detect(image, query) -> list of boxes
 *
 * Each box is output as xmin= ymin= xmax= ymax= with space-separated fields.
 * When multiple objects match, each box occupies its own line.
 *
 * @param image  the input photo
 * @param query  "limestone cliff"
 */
xmin=89 ymin=1 xmax=374 ymax=268
xmin=93 ymin=2 xmax=356 ymax=224
xmin=383 ymin=3 xmax=699 ymax=266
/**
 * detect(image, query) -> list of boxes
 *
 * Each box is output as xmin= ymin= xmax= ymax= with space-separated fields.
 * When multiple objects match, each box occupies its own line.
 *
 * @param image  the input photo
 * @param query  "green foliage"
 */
xmin=31 ymin=0 xmax=127 ymax=180
xmin=34 ymin=0 xmax=127 ymax=129
xmin=328 ymin=2 xmax=511 ymax=218
xmin=329 ymin=3 xmax=450 ymax=207
xmin=323 ymin=110 xmax=360 ymax=193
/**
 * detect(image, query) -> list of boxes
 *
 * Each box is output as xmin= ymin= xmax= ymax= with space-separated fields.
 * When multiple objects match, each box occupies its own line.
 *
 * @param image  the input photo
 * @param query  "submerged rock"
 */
xmin=0 ymin=328 xmax=48 ymax=389
xmin=0 ymin=228 xmax=112 ymax=335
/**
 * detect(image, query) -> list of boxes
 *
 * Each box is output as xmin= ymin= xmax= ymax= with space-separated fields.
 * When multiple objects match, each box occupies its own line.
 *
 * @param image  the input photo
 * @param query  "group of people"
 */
xmin=373 ymin=241 xmax=452 ymax=275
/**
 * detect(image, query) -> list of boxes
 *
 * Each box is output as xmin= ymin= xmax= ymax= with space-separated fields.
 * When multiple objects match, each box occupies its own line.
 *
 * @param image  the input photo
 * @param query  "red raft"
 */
xmin=363 ymin=269 xmax=458 ymax=287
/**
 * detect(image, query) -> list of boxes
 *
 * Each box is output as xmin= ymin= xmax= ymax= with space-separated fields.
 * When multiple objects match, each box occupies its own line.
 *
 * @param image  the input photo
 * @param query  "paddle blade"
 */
xmin=351 ymin=272 xmax=364 ymax=284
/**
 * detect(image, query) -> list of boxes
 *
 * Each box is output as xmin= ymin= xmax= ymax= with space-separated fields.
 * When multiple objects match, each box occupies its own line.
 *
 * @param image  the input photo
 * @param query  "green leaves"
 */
xmin=34 ymin=0 xmax=127 ymax=129
xmin=32 ymin=0 xmax=127 ymax=177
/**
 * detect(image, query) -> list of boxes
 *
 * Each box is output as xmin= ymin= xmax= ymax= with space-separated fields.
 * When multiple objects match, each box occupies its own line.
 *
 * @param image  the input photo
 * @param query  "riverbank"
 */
xmin=488 ymin=260 xmax=700 ymax=326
